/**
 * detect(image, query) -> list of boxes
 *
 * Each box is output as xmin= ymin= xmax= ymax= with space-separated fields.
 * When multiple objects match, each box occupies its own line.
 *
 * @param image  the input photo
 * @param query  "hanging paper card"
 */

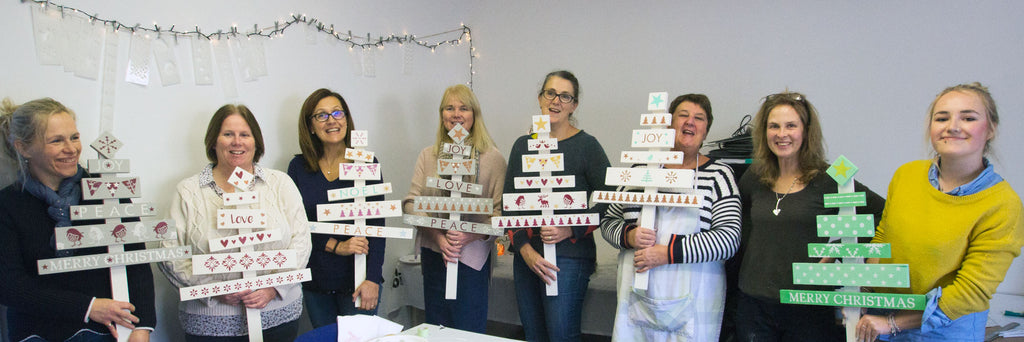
xmin=56 ymin=220 xmax=176 ymax=250
xmin=209 ymin=229 xmax=282 ymax=252
xmin=211 ymin=38 xmax=238 ymax=98
xmin=338 ymin=163 xmax=382 ymax=180
xmin=648 ymin=92 xmax=668 ymax=111
xmin=151 ymin=38 xmax=181 ymax=86
xmin=350 ymin=130 xmax=369 ymax=147
xmin=361 ymin=48 xmax=376 ymax=78
xmin=527 ymin=138 xmax=558 ymax=151
xmin=532 ymin=115 xmax=551 ymax=133
xmin=792 ymin=263 xmax=911 ymax=288
xmin=413 ymin=197 xmax=494 ymax=215
xmin=71 ymin=202 xmax=156 ymax=220
xmin=327 ymin=183 xmax=392 ymax=201
xmin=816 ymin=214 xmax=875 ymax=237
xmin=344 ymin=148 xmax=375 ymax=163
xmin=229 ymin=38 xmax=255 ymax=82
xmin=442 ymin=143 xmax=472 ymax=156
xmin=491 ymin=213 xmax=599 ymax=228
xmin=180 ymin=268 xmax=311 ymax=300
xmin=620 ymin=151 xmax=684 ymax=165
xmin=30 ymin=5 xmax=61 ymax=65
xmin=192 ymin=250 xmax=297 ymax=275
xmin=217 ymin=209 xmax=268 ymax=229
xmin=780 ymin=290 xmax=925 ymax=310
xmin=447 ymin=124 xmax=469 ymax=144
xmin=226 ymin=168 xmax=255 ymax=188
xmin=38 ymin=246 xmax=191 ymax=275
xmin=82 ymin=178 xmax=141 ymax=200
xmin=73 ymin=16 xmax=104 ymax=80
xmin=631 ymin=129 xmax=675 ymax=148
xmin=521 ymin=154 xmax=564 ymax=173
xmin=90 ymin=132 xmax=123 ymax=158
xmin=87 ymin=159 xmax=131 ymax=174
xmin=316 ymin=200 xmax=402 ymax=221
xmin=425 ymin=177 xmax=483 ymax=195
xmin=191 ymin=36 xmax=214 ymax=85
xmin=513 ymin=176 xmax=575 ymax=189
xmin=605 ymin=167 xmax=695 ymax=189
xmin=437 ymin=159 xmax=477 ymax=176
xmin=823 ymin=192 xmax=867 ymax=208
xmin=591 ymin=191 xmax=702 ymax=208
xmin=222 ymin=191 xmax=259 ymax=206
xmin=402 ymin=42 xmax=414 ymax=75
xmin=807 ymin=243 xmax=891 ymax=258
xmin=309 ymin=223 xmax=414 ymax=239
xmin=639 ymin=113 xmax=673 ymax=127
xmin=502 ymin=192 xmax=587 ymax=211
xmin=245 ymin=37 xmax=268 ymax=78
xmin=99 ymin=26 xmax=119 ymax=132
xmin=403 ymin=215 xmax=504 ymax=236
xmin=126 ymin=33 xmax=153 ymax=85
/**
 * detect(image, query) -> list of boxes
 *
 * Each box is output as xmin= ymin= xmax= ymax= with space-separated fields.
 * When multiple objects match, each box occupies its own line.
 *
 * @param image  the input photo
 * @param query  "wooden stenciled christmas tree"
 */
xmin=491 ymin=116 xmax=599 ymax=296
xmin=403 ymin=123 xmax=503 ymax=299
xmin=591 ymin=92 xmax=702 ymax=290
xmin=38 ymin=132 xmax=191 ymax=342
xmin=177 ymin=167 xmax=311 ymax=342
xmin=310 ymin=129 xmax=413 ymax=307
xmin=780 ymin=155 xmax=925 ymax=341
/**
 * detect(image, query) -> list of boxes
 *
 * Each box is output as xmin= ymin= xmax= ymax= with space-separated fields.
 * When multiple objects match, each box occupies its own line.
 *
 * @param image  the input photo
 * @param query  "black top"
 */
xmin=287 ymin=156 xmax=386 ymax=292
xmin=737 ymin=168 xmax=885 ymax=301
xmin=0 ymin=183 xmax=155 ymax=341
xmin=503 ymin=130 xmax=612 ymax=260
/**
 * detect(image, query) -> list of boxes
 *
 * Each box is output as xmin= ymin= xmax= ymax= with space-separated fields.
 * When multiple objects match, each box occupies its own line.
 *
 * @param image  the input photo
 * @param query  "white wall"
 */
xmin=1 ymin=1 xmax=1023 ymax=340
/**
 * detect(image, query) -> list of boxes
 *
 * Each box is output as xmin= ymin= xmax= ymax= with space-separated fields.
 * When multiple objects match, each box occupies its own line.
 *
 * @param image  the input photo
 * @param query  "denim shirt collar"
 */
xmin=928 ymin=158 xmax=1002 ymax=196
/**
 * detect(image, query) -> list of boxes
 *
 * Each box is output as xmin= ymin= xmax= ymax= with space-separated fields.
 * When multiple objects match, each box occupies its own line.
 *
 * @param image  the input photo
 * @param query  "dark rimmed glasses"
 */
xmin=312 ymin=110 xmax=346 ymax=122
xmin=541 ymin=89 xmax=575 ymax=104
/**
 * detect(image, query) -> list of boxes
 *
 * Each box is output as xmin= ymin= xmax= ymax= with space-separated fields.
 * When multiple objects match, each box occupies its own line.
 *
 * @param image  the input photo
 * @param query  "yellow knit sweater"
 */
xmin=873 ymin=159 xmax=1024 ymax=319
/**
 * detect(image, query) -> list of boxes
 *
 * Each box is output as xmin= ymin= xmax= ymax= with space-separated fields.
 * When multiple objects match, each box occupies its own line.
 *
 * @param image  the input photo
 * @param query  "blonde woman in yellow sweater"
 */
xmin=855 ymin=83 xmax=1024 ymax=341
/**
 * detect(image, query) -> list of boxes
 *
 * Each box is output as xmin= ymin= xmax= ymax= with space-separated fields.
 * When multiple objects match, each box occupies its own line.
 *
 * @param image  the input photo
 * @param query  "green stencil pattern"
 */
xmin=792 ymin=263 xmax=910 ymax=288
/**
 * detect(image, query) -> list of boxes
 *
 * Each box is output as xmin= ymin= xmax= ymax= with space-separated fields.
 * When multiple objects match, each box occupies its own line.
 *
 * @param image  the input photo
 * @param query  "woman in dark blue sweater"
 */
xmin=287 ymin=89 xmax=386 ymax=328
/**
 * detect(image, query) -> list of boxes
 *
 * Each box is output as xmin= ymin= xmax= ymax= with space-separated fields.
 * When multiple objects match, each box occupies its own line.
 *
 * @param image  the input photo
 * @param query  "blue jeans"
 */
xmin=184 ymin=319 xmax=298 ymax=342
xmin=735 ymin=292 xmax=844 ymax=342
xmin=303 ymin=285 xmax=381 ymax=328
xmin=420 ymin=248 xmax=492 ymax=333
xmin=513 ymin=253 xmax=594 ymax=342
xmin=20 ymin=330 xmax=113 ymax=342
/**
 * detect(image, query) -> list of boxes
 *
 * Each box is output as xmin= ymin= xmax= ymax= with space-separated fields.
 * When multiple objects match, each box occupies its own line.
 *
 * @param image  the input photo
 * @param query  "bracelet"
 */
xmin=887 ymin=312 xmax=901 ymax=336
xmin=330 ymin=239 xmax=341 ymax=254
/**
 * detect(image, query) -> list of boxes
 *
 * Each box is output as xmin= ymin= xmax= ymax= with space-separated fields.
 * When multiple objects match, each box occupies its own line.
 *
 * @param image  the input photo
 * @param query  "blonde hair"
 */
xmin=0 ymin=97 xmax=76 ymax=188
xmin=432 ymin=85 xmax=497 ymax=155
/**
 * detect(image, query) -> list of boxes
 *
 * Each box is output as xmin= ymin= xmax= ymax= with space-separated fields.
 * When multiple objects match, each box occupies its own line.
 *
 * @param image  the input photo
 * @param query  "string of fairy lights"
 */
xmin=22 ymin=0 xmax=478 ymax=87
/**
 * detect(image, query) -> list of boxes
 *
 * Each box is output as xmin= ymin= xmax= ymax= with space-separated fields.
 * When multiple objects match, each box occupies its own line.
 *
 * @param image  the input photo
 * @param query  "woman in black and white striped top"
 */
xmin=600 ymin=94 xmax=741 ymax=341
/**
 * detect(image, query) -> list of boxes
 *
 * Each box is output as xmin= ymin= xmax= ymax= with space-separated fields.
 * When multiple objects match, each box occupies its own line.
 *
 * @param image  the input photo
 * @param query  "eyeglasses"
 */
xmin=312 ymin=110 xmax=346 ymax=122
xmin=541 ymin=89 xmax=575 ymax=104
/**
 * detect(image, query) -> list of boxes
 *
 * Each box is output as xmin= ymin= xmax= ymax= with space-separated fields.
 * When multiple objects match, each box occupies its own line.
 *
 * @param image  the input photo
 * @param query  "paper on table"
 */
xmin=337 ymin=314 xmax=404 ymax=342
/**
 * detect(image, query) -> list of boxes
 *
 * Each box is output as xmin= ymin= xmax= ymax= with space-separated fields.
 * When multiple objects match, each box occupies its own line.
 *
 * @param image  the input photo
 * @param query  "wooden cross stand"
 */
xmin=36 ymin=132 xmax=191 ymax=342
xmin=491 ymin=116 xmax=599 ymax=296
xmin=403 ymin=124 xmax=498 ymax=299
xmin=779 ymin=156 xmax=925 ymax=341
xmin=311 ymin=130 xmax=411 ymax=307
xmin=591 ymin=92 xmax=700 ymax=290
xmin=177 ymin=167 xmax=311 ymax=342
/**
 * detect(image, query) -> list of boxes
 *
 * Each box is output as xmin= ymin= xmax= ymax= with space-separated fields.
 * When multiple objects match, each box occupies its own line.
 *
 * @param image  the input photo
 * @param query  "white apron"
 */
xmin=611 ymin=205 xmax=726 ymax=341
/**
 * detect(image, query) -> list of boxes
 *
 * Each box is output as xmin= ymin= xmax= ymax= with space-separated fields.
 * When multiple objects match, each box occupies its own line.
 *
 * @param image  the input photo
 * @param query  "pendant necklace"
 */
xmin=773 ymin=176 xmax=799 ymax=216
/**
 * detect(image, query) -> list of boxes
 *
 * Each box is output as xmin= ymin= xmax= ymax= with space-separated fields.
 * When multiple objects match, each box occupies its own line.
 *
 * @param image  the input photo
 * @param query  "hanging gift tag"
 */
xmin=126 ymin=33 xmax=153 ymax=85
xmin=361 ymin=48 xmax=376 ymax=77
xmin=211 ymin=38 xmax=238 ymax=98
xmin=30 ymin=5 xmax=61 ymax=65
xmin=304 ymin=22 xmax=317 ymax=45
xmin=246 ymin=37 xmax=268 ymax=78
xmin=152 ymin=38 xmax=181 ymax=86
xmin=229 ymin=38 xmax=255 ymax=82
xmin=191 ymin=36 xmax=214 ymax=85
xmin=402 ymin=42 xmax=414 ymax=75
xmin=71 ymin=16 xmax=104 ymax=80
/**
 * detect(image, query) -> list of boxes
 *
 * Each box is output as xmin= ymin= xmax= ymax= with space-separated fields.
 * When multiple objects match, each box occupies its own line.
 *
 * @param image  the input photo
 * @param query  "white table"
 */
xmin=398 ymin=323 xmax=523 ymax=341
